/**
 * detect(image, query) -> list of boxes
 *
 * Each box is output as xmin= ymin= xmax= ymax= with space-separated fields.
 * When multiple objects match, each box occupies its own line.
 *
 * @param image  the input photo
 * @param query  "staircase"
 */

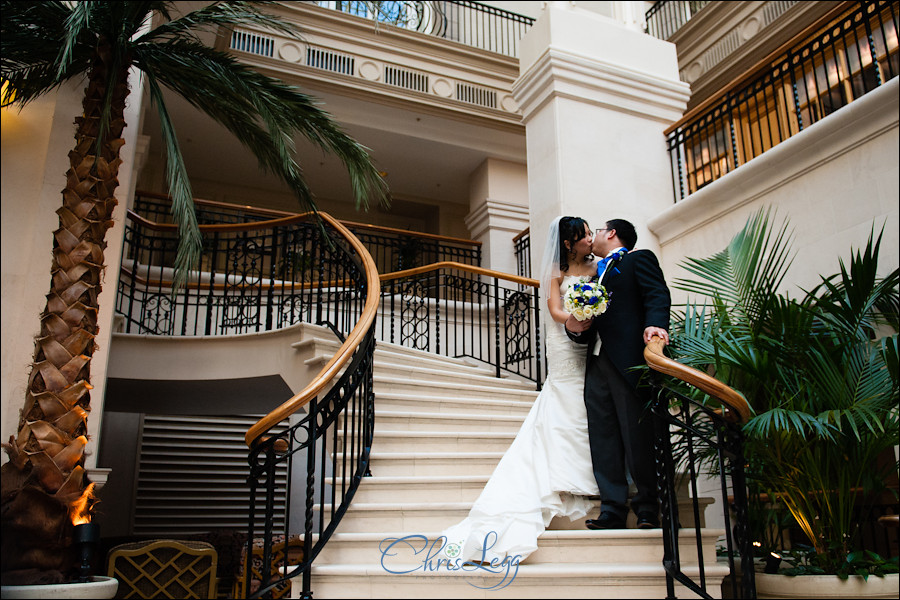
xmin=291 ymin=332 xmax=730 ymax=599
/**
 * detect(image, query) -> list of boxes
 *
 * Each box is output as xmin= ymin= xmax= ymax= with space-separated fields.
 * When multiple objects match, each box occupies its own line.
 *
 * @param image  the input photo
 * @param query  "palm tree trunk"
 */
xmin=1 ymin=39 xmax=129 ymax=585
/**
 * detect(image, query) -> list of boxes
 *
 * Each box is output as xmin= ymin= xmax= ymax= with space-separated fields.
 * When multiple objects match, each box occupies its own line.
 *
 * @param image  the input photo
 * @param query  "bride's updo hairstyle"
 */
xmin=558 ymin=216 xmax=591 ymax=274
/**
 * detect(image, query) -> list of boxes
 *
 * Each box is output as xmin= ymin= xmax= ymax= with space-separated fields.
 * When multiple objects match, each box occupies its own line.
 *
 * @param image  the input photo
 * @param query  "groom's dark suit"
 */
xmin=567 ymin=249 xmax=670 ymax=522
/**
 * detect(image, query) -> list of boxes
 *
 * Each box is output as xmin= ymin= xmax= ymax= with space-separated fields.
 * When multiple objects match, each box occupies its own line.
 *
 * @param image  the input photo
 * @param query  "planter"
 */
xmin=755 ymin=572 xmax=900 ymax=599
xmin=0 ymin=575 xmax=118 ymax=599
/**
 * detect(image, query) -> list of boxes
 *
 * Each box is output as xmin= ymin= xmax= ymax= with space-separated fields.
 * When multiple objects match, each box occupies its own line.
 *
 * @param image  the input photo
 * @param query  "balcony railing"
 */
xmin=513 ymin=226 xmax=531 ymax=279
xmin=645 ymin=1 xmax=712 ymax=40
xmin=665 ymin=0 xmax=899 ymax=202
xmin=132 ymin=191 xmax=482 ymax=277
xmin=310 ymin=0 xmax=534 ymax=57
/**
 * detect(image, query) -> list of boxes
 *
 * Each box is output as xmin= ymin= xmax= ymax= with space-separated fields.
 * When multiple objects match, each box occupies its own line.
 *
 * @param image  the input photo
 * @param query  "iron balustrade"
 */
xmin=379 ymin=263 xmax=543 ymax=389
xmin=246 ymin=329 xmax=376 ymax=600
xmin=131 ymin=190 xmax=482 ymax=281
xmin=645 ymin=1 xmax=712 ymax=40
xmin=117 ymin=211 xmax=364 ymax=336
xmin=310 ymin=0 xmax=534 ymax=57
xmin=513 ymin=226 xmax=531 ymax=279
xmin=666 ymin=0 xmax=899 ymax=202
xmin=643 ymin=338 xmax=755 ymax=600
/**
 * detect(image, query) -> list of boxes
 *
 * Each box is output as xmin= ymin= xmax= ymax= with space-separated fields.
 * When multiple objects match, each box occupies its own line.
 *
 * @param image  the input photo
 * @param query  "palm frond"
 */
xmin=143 ymin=71 xmax=203 ymax=291
xmin=141 ymin=1 xmax=302 ymax=44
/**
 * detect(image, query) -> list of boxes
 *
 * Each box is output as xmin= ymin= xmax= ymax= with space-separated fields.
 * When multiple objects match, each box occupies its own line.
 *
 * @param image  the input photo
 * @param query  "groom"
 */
xmin=565 ymin=219 xmax=671 ymax=530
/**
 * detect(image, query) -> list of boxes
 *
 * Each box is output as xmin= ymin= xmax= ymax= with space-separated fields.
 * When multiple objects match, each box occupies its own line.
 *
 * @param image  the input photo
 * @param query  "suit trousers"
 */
xmin=584 ymin=350 xmax=658 ymax=520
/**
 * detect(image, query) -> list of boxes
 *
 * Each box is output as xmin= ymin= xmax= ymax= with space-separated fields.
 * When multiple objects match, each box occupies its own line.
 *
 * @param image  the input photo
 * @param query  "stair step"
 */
xmin=340 ymin=452 xmax=505 ymax=477
xmin=312 ymin=529 xmax=722 ymax=567
xmin=374 ymin=376 xmax=538 ymax=401
xmin=339 ymin=475 xmax=490 ymax=503
xmin=373 ymin=393 xmax=533 ymax=416
xmin=307 ymin=562 xmax=729 ymax=599
xmin=321 ymin=498 xmax=713 ymax=533
xmin=371 ymin=411 xmax=525 ymax=433
xmin=360 ymin=431 xmax=517 ymax=453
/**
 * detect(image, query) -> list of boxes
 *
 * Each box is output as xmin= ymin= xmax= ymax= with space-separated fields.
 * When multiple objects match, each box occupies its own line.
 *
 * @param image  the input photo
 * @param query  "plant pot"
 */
xmin=755 ymin=572 xmax=900 ymax=599
xmin=0 ymin=575 xmax=118 ymax=599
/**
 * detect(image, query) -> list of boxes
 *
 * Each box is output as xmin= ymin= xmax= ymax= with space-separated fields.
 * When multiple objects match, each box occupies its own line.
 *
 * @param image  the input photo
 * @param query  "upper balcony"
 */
xmin=218 ymin=1 xmax=533 ymax=126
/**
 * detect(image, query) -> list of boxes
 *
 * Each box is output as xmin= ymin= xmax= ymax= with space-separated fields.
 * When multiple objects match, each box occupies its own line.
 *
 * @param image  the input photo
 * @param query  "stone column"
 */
xmin=464 ymin=158 xmax=530 ymax=275
xmin=511 ymin=2 xmax=690 ymax=276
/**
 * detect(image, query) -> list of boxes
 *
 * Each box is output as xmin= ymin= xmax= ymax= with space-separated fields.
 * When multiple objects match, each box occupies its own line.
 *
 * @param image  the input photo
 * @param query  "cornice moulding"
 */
xmin=513 ymin=47 xmax=691 ymax=124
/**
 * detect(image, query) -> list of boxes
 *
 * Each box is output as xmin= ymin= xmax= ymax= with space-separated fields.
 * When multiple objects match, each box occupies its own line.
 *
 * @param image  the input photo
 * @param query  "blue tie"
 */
xmin=597 ymin=248 xmax=626 ymax=278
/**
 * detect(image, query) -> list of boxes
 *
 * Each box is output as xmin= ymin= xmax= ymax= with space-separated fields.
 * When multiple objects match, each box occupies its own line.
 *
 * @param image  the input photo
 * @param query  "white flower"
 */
xmin=564 ymin=277 xmax=611 ymax=321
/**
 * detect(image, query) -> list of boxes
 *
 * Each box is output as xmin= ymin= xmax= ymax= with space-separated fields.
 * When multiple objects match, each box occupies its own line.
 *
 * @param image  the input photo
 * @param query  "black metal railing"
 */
xmin=246 ymin=327 xmax=376 ymax=599
xmin=513 ymin=226 xmax=531 ymax=279
xmin=645 ymin=1 xmax=711 ymax=40
xmin=311 ymin=0 xmax=534 ymax=57
xmin=379 ymin=263 xmax=543 ymax=389
xmin=131 ymin=191 xmax=482 ymax=284
xmin=644 ymin=339 xmax=755 ymax=599
xmin=665 ymin=0 xmax=899 ymax=202
xmin=116 ymin=211 xmax=359 ymax=336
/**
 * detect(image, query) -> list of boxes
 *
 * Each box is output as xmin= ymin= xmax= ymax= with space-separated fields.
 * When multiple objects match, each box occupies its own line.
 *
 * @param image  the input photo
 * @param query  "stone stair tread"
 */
xmin=317 ymin=529 xmax=725 ymax=542
xmin=374 ymin=391 xmax=534 ymax=408
xmin=374 ymin=375 xmax=538 ymax=397
xmin=311 ymin=562 xmax=731 ymax=576
xmin=372 ymin=410 xmax=526 ymax=422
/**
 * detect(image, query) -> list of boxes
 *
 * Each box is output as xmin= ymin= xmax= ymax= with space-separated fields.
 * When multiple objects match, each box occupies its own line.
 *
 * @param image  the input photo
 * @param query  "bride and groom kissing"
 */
xmin=439 ymin=215 xmax=671 ymax=564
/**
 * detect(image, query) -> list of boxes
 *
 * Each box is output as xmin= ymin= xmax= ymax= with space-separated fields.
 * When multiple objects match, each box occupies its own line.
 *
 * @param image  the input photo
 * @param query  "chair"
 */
xmin=231 ymin=536 xmax=303 ymax=599
xmin=106 ymin=539 xmax=218 ymax=599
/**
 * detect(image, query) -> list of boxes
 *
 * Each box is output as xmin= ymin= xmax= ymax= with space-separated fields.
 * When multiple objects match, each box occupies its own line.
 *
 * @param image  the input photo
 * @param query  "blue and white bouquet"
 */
xmin=564 ymin=277 xmax=610 ymax=321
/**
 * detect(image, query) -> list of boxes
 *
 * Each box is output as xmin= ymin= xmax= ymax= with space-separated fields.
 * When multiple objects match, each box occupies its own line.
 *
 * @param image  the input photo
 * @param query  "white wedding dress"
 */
xmin=439 ymin=275 xmax=600 ymax=563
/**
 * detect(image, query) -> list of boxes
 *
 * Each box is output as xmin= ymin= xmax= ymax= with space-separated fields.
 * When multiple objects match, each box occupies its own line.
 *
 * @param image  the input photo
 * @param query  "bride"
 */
xmin=439 ymin=216 xmax=601 ymax=564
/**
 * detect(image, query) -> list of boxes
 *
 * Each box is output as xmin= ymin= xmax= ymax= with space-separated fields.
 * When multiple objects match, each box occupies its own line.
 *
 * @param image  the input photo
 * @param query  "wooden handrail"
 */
xmin=134 ymin=191 xmax=482 ymax=247
xmin=643 ymin=335 xmax=751 ymax=423
xmin=380 ymin=260 xmax=539 ymax=288
xmin=244 ymin=212 xmax=381 ymax=447
xmin=663 ymin=1 xmax=855 ymax=136
xmin=127 ymin=208 xmax=314 ymax=233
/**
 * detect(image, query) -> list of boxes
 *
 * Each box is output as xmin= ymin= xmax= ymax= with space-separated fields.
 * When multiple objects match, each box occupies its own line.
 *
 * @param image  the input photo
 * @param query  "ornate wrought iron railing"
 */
xmin=130 ymin=191 xmax=481 ymax=299
xmin=645 ymin=0 xmax=712 ymax=40
xmin=643 ymin=337 xmax=755 ymax=600
xmin=379 ymin=262 xmax=543 ymax=389
xmin=513 ymin=226 xmax=531 ymax=279
xmin=241 ymin=210 xmax=379 ymax=599
xmin=309 ymin=0 xmax=534 ymax=57
xmin=665 ymin=0 xmax=899 ymax=202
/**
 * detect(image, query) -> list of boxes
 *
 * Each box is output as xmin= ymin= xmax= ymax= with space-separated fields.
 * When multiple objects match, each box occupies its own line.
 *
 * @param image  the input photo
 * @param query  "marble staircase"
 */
xmin=289 ymin=332 xmax=728 ymax=598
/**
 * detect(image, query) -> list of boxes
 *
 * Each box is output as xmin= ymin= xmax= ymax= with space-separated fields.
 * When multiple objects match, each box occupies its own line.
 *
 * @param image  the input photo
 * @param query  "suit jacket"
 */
xmin=568 ymin=249 xmax=671 ymax=388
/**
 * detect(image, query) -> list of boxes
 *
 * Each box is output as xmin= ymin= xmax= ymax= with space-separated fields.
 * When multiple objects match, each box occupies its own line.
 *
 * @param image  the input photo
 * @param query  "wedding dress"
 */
xmin=439 ymin=275 xmax=600 ymax=563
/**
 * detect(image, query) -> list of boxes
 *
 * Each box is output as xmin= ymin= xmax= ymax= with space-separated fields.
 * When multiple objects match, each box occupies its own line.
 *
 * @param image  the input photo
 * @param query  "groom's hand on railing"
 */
xmin=644 ymin=327 xmax=669 ymax=345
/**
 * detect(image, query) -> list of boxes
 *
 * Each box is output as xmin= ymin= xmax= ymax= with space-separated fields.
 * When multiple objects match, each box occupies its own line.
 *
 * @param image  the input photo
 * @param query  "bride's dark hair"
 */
xmin=558 ymin=216 xmax=590 ymax=274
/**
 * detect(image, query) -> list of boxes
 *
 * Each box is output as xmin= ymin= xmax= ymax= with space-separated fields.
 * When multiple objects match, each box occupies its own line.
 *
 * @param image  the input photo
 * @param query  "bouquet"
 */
xmin=564 ymin=277 xmax=610 ymax=321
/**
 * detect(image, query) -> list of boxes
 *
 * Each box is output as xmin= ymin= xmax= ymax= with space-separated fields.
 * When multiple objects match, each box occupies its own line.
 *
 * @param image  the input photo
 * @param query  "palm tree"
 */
xmin=670 ymin=208 xmax=899 ymax=573
xmin=0 ymin=1 xmax=387 ymax=584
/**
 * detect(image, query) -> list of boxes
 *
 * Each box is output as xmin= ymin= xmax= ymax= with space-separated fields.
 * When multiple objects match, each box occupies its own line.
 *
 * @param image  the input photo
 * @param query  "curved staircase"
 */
xmin=294 ymin=331 xmax=729 ymax=599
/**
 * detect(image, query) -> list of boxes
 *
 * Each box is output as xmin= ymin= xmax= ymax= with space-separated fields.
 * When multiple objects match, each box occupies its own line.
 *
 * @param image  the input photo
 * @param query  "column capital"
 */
xmin=513 ymin=46 xmax=691 ymax=124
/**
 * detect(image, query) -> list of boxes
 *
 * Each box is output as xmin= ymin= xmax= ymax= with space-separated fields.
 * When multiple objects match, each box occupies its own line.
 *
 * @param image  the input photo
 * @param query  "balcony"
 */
xmin=220 ymin=1 xmax=532 ymax=124
xmin=664 ymin=0 xmax=898 ymax=202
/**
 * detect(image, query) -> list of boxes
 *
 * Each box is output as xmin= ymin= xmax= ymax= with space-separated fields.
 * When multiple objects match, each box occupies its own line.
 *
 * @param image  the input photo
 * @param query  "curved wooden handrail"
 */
xmin=243 ymin=212 xmax=381 ymax=447
xmin=127 ymin=208 xmax=314 ymax=233
xmin=380 ymin=260 xmax=539 ymax=288
xmin=643 ymin=336 xmax=751 ymax=424
xmin=134 ymin=191 xmax=482 ymax=247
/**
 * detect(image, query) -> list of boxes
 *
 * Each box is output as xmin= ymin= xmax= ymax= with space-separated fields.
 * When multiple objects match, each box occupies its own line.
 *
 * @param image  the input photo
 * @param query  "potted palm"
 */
xmin=0 ymin=0 xmax=386 ymax=590
xmin=669 ymin=208 xmax=899 ymax=598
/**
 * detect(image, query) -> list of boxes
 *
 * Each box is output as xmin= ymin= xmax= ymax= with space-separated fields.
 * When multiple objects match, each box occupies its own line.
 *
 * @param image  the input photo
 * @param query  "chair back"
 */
xmin=232 ymin=536 xmax=303 ymax=599
xmin=107 ymin=539 xmax=218 ymax=599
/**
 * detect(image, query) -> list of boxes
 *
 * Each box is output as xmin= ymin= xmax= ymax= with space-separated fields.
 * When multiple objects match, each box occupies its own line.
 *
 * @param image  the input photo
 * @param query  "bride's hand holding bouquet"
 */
xmin=564 ymin=277 xmax=610 ymax=322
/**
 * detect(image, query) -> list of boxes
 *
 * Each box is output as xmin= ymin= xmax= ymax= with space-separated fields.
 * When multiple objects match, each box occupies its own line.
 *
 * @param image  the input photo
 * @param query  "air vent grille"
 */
xmin=456 ymin=83 xmax=498 ymax=109
xmin=384 ymin=65 xmax=429 ymax=92
xmin=306 ymin=47 xmax=355 ymax=75
xmin=230 ymin=29 xmax=275 ymax=58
